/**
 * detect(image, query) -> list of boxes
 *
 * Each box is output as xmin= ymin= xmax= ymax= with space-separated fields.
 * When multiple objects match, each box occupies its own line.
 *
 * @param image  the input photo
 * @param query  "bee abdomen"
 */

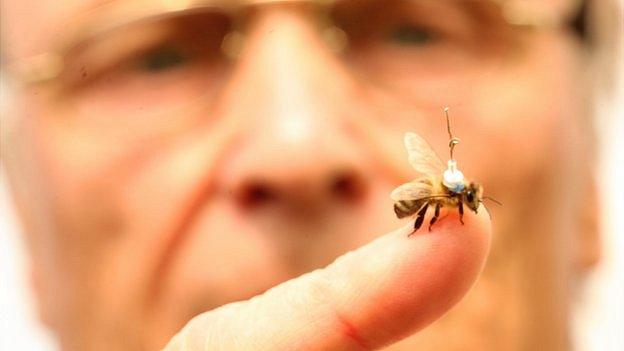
xmin=394 ymin=200 xmax=420 ymax=219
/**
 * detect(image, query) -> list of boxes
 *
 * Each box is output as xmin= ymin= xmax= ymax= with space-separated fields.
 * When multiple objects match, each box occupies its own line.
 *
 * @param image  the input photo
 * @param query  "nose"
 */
xmin=226 ymin=128 xmax=368 ymax=211
xmin=215 ymin=6 xmax=369 ymax=211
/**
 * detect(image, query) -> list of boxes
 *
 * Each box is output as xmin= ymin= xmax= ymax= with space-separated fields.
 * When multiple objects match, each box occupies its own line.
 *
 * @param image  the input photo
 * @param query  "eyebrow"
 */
xmin=61 ymin=0 xmax=583 ymax=52
xmin=59 ymin=0 xmax=233 ymax=52
xmin=12 ymin=0 xmax=586 ymax=84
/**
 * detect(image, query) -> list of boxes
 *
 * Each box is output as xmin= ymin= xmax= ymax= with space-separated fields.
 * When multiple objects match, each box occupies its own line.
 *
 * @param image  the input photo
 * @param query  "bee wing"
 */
xmin=390 ymin=180 xmax=433 ymax=201
xmin=404 ymin=132 xmax=445 ymax=176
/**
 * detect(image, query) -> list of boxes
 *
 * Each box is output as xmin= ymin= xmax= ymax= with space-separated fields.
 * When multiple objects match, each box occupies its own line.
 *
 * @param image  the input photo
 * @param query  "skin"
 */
xmin=1 ymin=0 xmax=599 ymax=350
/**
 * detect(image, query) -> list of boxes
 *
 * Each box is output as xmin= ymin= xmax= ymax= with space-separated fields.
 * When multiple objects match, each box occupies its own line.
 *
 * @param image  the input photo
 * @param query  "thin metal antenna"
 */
xmin=444 ymin=107 xmax=460 ymax=160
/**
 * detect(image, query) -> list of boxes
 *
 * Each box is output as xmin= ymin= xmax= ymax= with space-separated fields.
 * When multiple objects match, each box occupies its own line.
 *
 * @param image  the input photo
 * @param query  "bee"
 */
xmin=391 ymin=108 xmax=499 ymax=234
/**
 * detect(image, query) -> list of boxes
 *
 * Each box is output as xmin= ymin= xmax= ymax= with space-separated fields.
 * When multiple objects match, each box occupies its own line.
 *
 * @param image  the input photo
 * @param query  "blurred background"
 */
xmin=4 ymin=72 xmax=620 ymax=350
xmin=1 ymin=0 xmax=623 ymax=350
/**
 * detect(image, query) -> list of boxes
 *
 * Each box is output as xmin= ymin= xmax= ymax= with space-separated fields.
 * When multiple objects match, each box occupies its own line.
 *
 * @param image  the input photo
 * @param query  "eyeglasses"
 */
xmin=7 ymin=0 xmax=580 ymax=141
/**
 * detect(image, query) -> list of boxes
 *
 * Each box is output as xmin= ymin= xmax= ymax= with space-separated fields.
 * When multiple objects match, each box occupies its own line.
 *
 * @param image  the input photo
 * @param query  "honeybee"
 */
xmin=391 ymin=108 xmax=499 ymax=234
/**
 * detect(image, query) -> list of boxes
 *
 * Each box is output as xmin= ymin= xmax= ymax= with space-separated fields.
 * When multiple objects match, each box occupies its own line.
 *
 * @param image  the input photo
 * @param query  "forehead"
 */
xmin=1 ymin=0 xmax=95 ymax=59
xmin=1 ymin=0 xmax=575 ymax=60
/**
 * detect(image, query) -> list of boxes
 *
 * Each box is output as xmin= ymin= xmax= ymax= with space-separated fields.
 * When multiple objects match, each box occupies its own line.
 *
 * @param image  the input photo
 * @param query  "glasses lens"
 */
xmin=331 ymin=0 xmax=518 ymax=107
xmin=51 ymin=0 xmax=520 ymax=139
xmin=55 ymin=9 xmax=232 ymax=138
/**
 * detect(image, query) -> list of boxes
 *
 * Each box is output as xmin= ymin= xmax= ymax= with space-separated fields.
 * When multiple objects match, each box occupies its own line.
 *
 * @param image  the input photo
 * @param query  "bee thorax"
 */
xmin=443 ymin=160 xmax=465 ymax=192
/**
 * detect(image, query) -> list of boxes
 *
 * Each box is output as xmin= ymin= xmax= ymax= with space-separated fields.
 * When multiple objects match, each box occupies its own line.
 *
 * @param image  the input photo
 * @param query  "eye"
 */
xmin=140 ymin=47 xmax=189 ymax=72
xmin=466 ymin=192 xmax=474 ymax=202
xmin=386 ymin=25 xmax=437 ymax=46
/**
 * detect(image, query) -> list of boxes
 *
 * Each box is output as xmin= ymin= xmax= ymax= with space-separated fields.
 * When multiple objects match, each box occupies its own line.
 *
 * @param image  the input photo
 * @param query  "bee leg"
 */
xmin=410 ymin=203 xmax=429 ymax=236
xmin=428 ymin=203 xmax=442 ymax=232
xmin=458 ymin=202 xmax=465 ymax=225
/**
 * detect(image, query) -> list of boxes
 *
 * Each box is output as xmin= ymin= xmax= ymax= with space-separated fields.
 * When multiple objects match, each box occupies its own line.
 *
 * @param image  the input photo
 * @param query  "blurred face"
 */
xmin=2 ymin=0 xmax=596 ymax=350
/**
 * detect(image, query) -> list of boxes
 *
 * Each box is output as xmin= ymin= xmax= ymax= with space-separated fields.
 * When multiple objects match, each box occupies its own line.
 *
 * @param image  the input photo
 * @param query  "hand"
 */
xmin=164 ymin=210 xmax=491 ymax=350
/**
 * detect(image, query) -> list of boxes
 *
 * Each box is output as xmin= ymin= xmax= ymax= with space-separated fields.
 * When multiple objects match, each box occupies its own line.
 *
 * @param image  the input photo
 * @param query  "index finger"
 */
xmin=165 ymin=209 xmax=491 ymax=350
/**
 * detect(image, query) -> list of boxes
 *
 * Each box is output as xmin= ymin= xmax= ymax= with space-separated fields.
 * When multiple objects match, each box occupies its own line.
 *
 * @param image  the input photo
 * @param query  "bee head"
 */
xmin=463 ymin=182 xmax=483 ymax=213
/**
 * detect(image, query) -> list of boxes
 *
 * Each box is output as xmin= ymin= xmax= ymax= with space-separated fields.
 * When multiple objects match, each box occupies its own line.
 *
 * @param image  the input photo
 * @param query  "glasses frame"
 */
xmin=7 ymin=0 xmax=581 ymax=86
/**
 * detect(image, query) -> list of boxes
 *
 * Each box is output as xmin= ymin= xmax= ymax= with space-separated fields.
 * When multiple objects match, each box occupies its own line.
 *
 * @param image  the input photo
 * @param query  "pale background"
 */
xmin=1 ymin=8 xmax=623 ymax=350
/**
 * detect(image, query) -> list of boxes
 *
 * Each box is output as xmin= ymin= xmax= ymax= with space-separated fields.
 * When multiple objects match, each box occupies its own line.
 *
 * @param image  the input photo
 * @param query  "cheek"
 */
xmin=157 ymin=199 xmax=283 ymax=309
xmin=455 ymin=34 xmax=582 ymax=188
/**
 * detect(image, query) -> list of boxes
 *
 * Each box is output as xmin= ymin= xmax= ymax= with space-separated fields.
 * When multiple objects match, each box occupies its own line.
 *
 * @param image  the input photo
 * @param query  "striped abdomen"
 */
xmin=394 ymin=199 xmax=424 ymax=219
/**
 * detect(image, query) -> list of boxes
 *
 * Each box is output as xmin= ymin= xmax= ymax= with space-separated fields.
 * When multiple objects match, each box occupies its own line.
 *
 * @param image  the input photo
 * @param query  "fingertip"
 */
xmin=392 ymin=205 xmax=491 ymax=261
xmin=355 ymin=206 xmax=492 ymax=347
xmin=406 ymin=205 xmax=492 ymax=283
xmin=164 ymin=206 xmax=494 ymax=351
xmin=434 ymin=205 xmax=492 ymax=255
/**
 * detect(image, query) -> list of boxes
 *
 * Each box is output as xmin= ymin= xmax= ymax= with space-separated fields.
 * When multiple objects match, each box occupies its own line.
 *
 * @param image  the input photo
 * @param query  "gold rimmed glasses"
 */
xmin=6 ymin=0 xmax=580 ymax=141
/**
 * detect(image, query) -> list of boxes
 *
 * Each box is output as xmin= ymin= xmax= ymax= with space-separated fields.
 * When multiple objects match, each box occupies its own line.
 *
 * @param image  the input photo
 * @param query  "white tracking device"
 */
xmin=441 ymin=108 xmax=465 ymax=193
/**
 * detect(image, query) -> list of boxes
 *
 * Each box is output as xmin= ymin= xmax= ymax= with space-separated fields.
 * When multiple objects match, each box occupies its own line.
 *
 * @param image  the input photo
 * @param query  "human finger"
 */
xmin=164 ymin=209 xmax=491 ymax=351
